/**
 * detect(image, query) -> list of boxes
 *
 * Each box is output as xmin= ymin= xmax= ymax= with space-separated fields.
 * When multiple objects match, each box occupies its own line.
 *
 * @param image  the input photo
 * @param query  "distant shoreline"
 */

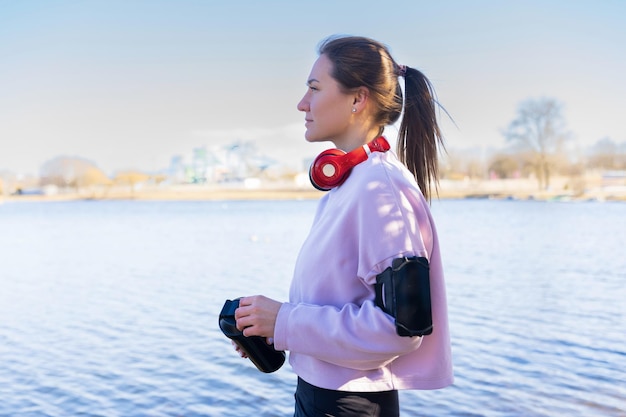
xmin=2 ymin=183 xmax=624 ymax=203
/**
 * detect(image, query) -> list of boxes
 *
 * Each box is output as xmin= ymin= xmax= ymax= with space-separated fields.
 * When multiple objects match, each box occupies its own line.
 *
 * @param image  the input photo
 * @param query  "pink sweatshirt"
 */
xmin=273 ymin=149 xmax=453 ymax=392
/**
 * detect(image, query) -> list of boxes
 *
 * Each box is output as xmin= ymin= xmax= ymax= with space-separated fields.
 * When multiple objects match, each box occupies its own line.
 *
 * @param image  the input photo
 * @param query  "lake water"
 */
xmin=0 ymin=198 xmax=624 ymax=417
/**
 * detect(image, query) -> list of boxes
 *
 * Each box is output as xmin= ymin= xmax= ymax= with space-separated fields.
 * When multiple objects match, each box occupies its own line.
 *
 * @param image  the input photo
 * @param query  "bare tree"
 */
xmin=502 ymin=97 xmax=570 ymax=189
xmin=440 ymin=148 xmax=487 ymax=180
xmin=488 ymin=153 xmax=520 ymax=179
xmin=114 ymin=170 xmax=151 ymax=197
xmin=40 ymin=156 xmax=110 ymax=190
xmin=587 ymin=137 xmax=626 ymax=170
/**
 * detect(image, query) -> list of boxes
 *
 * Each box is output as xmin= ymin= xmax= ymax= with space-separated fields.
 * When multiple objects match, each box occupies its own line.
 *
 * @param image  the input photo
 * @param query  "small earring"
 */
xmin=352 ymin=108 xmax=357 ymax=113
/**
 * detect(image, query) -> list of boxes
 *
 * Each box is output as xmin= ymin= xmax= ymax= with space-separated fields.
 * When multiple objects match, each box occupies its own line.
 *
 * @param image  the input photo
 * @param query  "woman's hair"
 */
xmin=318 ymin=35 xmax=445 ymax=201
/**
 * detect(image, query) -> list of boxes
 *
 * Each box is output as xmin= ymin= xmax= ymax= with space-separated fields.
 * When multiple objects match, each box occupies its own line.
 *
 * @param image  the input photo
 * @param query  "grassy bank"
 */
xmin=3 ymin=181 xmax=625 ymax=203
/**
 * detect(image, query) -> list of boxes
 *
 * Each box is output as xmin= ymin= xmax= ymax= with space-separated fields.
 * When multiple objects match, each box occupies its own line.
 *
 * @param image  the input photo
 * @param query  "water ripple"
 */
xmin=1 ymin=200 xmax=624 ymax=416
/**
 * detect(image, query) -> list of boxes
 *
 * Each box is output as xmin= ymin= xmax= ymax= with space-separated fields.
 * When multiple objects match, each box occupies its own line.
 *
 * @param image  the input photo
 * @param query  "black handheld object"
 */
xmin=374 ymin=256 xmax=433 ymax=337
xmin=218 ymin=298 xmax=285 ymax=373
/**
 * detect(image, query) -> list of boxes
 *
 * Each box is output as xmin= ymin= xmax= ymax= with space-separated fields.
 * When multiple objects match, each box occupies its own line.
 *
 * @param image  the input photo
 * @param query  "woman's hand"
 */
xmin=235 ymin=295 xmax=282 ymax=339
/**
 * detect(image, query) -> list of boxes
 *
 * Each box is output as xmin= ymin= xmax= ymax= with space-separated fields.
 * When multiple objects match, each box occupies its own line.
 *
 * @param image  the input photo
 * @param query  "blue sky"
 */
xmin=1 ymin=0 xmax=625 ymax=176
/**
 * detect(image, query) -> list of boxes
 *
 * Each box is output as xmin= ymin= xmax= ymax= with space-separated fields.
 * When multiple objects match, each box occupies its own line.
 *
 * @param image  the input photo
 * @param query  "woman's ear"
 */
xmin=352 ymin=87 xmax=370 ymax=112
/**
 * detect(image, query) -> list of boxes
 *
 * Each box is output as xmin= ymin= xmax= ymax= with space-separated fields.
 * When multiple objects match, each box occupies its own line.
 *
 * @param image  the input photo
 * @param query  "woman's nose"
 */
xmin=297 ymin=95 xmax=308 ymax=112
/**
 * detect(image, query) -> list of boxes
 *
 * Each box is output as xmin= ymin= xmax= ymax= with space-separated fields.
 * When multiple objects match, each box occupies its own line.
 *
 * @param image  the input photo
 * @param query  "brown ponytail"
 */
xmin=397 ymin=66 xmax=445 ymax=201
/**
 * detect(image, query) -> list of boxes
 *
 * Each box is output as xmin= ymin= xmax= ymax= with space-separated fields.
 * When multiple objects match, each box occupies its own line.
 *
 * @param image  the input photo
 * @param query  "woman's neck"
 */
xmin=334 ymin=127 xmax=382 ymax=153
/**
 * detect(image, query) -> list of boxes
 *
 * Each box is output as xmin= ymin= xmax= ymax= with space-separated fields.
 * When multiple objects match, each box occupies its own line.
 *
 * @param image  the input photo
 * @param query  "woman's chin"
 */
xmin=304 ymin=132 xmax=326 ymax=144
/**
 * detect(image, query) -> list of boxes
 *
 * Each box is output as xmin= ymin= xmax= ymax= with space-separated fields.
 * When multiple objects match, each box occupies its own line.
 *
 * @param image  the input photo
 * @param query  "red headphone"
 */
xmin=309 ymin=136 xmax=391 ymax=191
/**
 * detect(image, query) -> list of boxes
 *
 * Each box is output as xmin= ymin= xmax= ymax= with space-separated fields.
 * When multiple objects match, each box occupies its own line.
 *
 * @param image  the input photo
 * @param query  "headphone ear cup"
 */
xmin=308 ymin=137 xmax=390 ymax=191
xmin=309 ymin=149 xmax=349 ymax=191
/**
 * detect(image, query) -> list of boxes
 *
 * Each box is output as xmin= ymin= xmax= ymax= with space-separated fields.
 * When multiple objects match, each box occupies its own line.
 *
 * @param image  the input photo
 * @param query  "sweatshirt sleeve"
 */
xmin=274 ymin=299 xmax=422 ymax=371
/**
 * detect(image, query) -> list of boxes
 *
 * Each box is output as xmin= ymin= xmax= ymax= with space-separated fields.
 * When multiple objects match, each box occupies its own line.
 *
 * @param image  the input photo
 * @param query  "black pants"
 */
xmin=294 ymin=377 xmax=399 ymax=417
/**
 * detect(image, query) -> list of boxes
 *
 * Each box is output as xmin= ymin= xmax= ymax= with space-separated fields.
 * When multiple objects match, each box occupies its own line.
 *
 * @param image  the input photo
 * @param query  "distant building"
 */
xmin=167 ymin=141 xmax=278 ymax=184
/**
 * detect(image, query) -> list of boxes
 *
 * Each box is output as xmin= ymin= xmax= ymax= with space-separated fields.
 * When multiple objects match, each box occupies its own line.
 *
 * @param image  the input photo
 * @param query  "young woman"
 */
xmin=234 ymin=35 xmax=453 ymax=417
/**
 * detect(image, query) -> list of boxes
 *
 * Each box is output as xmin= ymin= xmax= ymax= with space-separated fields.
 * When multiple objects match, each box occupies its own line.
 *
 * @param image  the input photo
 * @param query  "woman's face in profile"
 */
xmin=297 ymin=54 xmax=354 ymax=146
